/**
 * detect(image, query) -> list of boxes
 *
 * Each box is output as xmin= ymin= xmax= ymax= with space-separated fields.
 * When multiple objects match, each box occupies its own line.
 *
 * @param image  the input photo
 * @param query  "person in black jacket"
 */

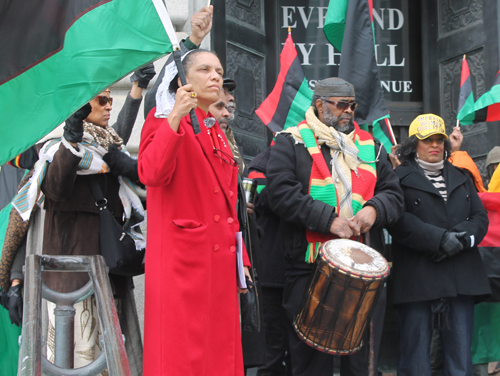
xmin=266 ymin=77 xmax=404 ymax=376
xmin=388 ymin=114 xmax=490 ymax=376
xmin=249 ymin=146 xmax=292 ymax=376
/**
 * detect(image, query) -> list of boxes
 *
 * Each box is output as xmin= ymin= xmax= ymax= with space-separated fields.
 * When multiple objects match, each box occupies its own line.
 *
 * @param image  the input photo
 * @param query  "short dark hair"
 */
xmin=311 ymin=95 xmax=329 ymax=116
xmin=396 ymin=135 xmax=452 ymax=165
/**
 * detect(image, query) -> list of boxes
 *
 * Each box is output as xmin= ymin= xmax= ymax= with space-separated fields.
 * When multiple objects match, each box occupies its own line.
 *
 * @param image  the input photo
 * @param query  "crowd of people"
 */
xmin=2 ymin=4 xmax=500 ymax=376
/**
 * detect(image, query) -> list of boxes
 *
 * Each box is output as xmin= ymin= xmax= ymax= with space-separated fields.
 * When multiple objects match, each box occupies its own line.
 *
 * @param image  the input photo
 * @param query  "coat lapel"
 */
xmin=443 ymin=161 xmax=468 ymax=196
xmin=397 ymin=160 xmax=444 ymax=198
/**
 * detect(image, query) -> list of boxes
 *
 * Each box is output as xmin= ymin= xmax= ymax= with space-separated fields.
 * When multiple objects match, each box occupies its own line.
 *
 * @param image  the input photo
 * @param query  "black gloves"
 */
xmin=63 ymin=103 xmax=92 ymax=143
xmin=103 ymin=144 xmax=139 ymax=183
xmin=130 ymin=63 xmax=156 ymax=89
xmin=431 ymin=231 xmax=467 ymax=262
xmin=0 ymin=291 xmax=8 ymax=310
xmin=2 ymin=285 xmax=23 ymax=326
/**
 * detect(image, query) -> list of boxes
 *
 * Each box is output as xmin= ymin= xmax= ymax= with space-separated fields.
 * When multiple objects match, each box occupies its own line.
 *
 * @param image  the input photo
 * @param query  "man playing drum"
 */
xmin=266 ymin=77 xmax=404 ymax=376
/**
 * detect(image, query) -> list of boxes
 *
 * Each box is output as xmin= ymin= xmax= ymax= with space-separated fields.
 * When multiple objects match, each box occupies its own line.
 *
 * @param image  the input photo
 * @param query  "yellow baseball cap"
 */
xmin=409 ymin=114 xmax=448 ymax=140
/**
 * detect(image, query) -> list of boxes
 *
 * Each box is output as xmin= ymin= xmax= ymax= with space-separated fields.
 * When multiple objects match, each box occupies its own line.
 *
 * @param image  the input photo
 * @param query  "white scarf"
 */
xmin=12 ymin=135 xmax=145 ymax=250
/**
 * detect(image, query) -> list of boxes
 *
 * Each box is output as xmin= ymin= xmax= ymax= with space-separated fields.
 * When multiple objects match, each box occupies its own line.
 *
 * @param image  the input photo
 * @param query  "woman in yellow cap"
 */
xmin=388 ymin=114 xmax=491 ymax=376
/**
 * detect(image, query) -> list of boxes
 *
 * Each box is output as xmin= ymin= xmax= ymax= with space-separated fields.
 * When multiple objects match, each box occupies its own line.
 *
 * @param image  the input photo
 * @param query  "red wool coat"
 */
xmin=138 ymin=107 xmax=250 ymax=376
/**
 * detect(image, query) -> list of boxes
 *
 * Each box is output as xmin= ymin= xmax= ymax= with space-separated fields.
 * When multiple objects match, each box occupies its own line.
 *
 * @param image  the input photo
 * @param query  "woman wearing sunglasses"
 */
xmin=138 ymin=49 xmax=251 ymax=376
xmin=5 ymin=65 xmax=156 ymax=371
xmin=388 ymin=114 xmax=490 ymax=376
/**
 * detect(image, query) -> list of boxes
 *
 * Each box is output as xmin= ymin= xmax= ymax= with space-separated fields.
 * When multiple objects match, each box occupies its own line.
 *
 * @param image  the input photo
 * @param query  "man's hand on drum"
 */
xmin=168 ymin=84 xmax=198 ymax=132
xmin=350 ymin=206 xmax=377 ymax=234
xmin=330 ymin=217 xmax=360 ymax=238
xmin=238 ymin=266 xmax=253 ymax=294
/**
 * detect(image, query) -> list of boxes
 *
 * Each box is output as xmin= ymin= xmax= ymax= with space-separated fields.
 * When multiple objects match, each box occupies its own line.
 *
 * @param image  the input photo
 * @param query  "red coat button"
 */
xmin=214 ymin=215 xmax=220 ymax=222
xmin=227 ymin=217 xmax=234 ymax=224
xmin=214 ymin=187 xmax=220 ymax=193
xmin=213 ymin=244 xmax=220 ymax=252
xmin=229 ymin=191 xmax=234 ymax=198
xmin=230 ymin=246 xmax=236 ymax=253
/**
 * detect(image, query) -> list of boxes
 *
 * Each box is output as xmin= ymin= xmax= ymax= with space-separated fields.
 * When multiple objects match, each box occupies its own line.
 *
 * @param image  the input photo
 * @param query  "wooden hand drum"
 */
xmin=294 ymin=239 xmax=389 ymax=355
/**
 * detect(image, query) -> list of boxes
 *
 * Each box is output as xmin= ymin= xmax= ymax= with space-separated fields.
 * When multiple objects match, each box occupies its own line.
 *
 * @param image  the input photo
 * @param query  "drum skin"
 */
xmin=294 ymin=239 xmax=389 ymax=355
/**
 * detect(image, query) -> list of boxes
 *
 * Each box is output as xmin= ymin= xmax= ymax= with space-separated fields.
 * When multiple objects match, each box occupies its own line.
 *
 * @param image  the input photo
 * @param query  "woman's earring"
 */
xmin=444 ymin=150 xmax=448 ymax=160
xmin=416 ymin=152 xmax=419 ymax=160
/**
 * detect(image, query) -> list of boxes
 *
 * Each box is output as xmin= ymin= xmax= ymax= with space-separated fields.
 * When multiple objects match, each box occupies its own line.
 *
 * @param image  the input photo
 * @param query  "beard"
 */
xmin=218 ymin=118 xmax=229 ymax=132
xmin=323 ymin=105 xmax=355 ymax=134
xmin=227 ymin=101 xmax=236 ymax=122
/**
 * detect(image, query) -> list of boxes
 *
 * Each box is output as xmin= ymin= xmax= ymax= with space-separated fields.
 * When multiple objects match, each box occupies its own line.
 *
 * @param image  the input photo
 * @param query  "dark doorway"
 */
xmin=212 ymin=0 xmax=277 ymax=166
xmin=422 ymin=0 xmax=500 ymax=174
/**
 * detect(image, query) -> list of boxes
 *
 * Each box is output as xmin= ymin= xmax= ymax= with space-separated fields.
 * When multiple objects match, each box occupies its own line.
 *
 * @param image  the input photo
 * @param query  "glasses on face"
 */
xmin=96 ymin=95 xmax=113 ymax=106
xmin=213 ymin=147 xmax=238 ymax=167
xmin=421 ymin=137 xmax=445 ymax=145
xmin=323 ymin=100 xmax=357 ymax=112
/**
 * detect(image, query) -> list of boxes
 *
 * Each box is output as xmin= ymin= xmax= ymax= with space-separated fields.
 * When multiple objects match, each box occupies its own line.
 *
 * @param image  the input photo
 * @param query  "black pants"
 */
xmin=257 ymin=286 xmax=292 ymax=376
xmin=283 ymin=272 xmax=387 ymax=376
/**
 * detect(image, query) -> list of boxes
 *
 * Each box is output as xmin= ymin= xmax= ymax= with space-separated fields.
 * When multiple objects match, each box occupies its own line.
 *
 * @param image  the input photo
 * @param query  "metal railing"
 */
xmin=19 ymin=254 xmax=131 ymax=376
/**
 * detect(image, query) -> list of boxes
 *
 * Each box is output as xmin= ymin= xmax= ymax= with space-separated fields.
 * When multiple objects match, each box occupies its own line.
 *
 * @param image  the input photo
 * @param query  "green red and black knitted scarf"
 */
xmin=296 ymin=121 xmax=378 ymax=263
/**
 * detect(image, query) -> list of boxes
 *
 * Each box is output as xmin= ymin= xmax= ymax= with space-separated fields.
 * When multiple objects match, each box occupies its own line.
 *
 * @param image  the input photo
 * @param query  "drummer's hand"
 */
xmin=330 ymin=217 xmax=356 ymax=238
xmin=238 ymin=266 xmax=252 ymax=294
xmin=350 ymin=206 xmax=377 ymax=234
xmin=168 ymin=84 xmax=198 ymax=131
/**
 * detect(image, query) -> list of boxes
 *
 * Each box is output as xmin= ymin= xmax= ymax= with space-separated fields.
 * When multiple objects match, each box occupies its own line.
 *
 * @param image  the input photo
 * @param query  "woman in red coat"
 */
xmin=138 ymin=50 xmax=251 ymax=376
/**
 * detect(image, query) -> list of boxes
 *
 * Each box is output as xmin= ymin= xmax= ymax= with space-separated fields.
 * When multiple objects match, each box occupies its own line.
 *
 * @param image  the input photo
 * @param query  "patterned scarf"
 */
xmin=83 ymin=121 xmax=123 ymax=149
xmin=284 ymin=107 xmax=378 ymax=262
xmin=12 ymin=135 xmax=145 ymax=250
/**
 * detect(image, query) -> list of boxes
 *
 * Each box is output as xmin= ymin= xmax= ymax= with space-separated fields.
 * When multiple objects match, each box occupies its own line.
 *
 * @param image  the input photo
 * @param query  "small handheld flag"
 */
xmin=458 ymin=69 xmax=500 ymax=125
xmin=457 ymin=55 xmax=475 ymax=125
xmin=255 ymin=29 xmax=313 ymax=132
xmin=372 ymin=115 xmax=396 ymax=153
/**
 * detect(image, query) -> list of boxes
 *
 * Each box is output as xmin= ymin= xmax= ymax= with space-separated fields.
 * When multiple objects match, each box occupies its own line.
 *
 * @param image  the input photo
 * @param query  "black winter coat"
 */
xmin=388 ymin=159 xmax=491 ymax=304
xmin=266 ymin=132 xmax=404 ymax=272
xmin=249 ymin=146 xmax=286 ymax=287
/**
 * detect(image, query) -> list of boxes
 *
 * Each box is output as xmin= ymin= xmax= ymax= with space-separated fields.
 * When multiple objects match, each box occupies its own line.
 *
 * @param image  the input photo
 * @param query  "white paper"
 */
xmin=236 ymin=231 xmax=247 ymax=289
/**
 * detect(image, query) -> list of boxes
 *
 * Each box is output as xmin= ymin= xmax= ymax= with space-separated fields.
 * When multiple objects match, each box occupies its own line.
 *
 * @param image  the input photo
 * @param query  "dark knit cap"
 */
xmin=223 ymin=78 xmax=236 ymax=91
xmin=314 ymin=77 xmax=355 ymax=97
xmin=487 ymin=146 xmax=500 ymax=168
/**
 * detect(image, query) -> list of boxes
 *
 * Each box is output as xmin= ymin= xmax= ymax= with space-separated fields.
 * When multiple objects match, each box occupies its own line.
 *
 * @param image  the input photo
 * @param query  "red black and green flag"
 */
xmin=372 ymin=114 xmax=396 ymax=153
xmin=457 ymin=55 xmax=475 ymax=124
xmin=324 ymin=0 xmax=389 ymax=125
xmin=0 ymin=0 xmax=178 ymax=166
xmin=255 ymin=32 xmax=313 ymax=132
xmin=461 ymin=70 xmax=500 ymax=125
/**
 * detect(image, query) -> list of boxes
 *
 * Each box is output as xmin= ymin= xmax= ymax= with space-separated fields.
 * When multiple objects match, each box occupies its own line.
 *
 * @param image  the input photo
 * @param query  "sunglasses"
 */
xmin=96 ymin=95 xmax=113 ymax=106
xmin=213 ymin=147 xmax=238 ymax=167
xmin=323 ymin=100 xmax=357 ymax=112
xmin=421 ymin=137 xmax=445 ymax=144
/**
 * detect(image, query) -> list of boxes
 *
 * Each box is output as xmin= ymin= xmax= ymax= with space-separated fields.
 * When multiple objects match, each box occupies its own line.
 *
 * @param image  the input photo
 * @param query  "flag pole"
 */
xmin=154 ymin=0 xmax=201 ymax=134
xmin=386 ymin=116 xmax=397 ymax=145
xmin=456 ymin=54 xmax=466 ymax=128
xmin=173 ymin=50 xmax=201 ymax=134
xmin=172 ymin=0 xmax=211 ymax=134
